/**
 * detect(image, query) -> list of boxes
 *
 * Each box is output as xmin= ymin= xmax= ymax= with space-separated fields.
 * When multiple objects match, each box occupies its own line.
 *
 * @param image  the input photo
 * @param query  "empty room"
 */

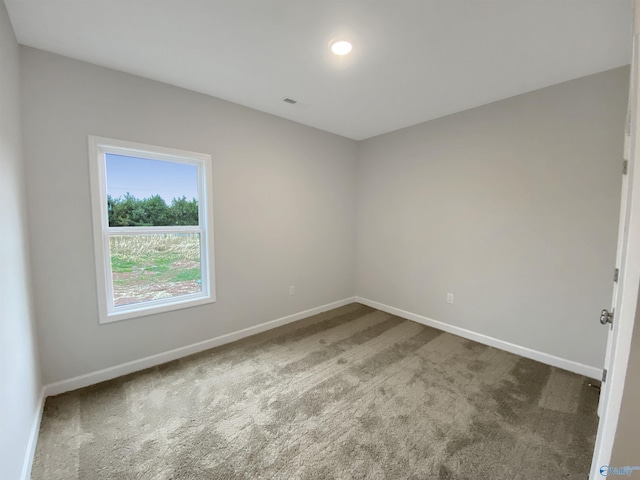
xmin=2 ymin=1 xmax=640 ymax=479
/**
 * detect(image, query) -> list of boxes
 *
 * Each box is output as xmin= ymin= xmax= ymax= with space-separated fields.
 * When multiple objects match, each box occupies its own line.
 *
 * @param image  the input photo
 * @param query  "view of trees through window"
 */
xmin=105 ymin=153 xmax=204 ymax=308
xmin=107 ymin=193 xmax=198 ymax=227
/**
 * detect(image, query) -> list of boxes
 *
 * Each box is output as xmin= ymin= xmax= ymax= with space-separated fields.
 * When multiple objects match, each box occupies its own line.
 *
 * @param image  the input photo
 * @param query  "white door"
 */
xmin=590 ymin=27 xmax=640 ymax=478
xmin=597 ymin=74 xmax=633 ymax=421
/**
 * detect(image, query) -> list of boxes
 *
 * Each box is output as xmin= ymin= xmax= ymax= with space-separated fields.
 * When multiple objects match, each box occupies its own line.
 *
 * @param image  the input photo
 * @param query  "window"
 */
xmin=88 ymin=136 xmax=215 ymax=323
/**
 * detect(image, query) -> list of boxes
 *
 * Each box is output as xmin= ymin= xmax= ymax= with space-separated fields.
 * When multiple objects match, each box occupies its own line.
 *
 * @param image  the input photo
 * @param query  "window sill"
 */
xmin=99 ymin=294 xmax=215 ymax=324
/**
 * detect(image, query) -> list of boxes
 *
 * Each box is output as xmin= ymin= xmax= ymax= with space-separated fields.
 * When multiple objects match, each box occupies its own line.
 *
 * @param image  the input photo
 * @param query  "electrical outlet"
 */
xmin=447 ymin=293 xmax=454 ymax=304
xmin=289 ymin=285 xmax=296 ymax=296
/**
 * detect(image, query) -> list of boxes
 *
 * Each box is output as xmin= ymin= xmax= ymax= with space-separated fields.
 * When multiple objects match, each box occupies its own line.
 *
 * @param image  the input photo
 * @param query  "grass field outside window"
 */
xmin=110 ymin=234 xmax=202 ymax=307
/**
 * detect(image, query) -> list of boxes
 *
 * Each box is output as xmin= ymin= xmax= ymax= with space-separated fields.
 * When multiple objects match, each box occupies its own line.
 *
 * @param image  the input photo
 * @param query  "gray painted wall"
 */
xmin=18 ymin=46 xmax=630 ymax=383
xmin=20 ymin=47 xmax=358 ymax=385
xmin=356 ymin=67 xmax=629 ymax=369
xmin=0 ymin=4 xmax=42 ymax=479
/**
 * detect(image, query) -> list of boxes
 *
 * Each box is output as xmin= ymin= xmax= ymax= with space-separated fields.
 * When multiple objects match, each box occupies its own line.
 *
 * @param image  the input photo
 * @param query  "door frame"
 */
xmin=589 ymin=17 xmax=640 ymax=478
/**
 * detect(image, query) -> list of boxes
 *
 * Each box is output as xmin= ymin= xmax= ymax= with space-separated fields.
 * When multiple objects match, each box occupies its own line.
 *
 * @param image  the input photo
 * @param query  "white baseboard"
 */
xmin=20 ymin=387 xmax=45 ymax=480
xmin=40 ymin=293 xmax=599 ymax=394
xmin=43 ymin=297 xmax=357 ymax=397
xmin=356 ymin=297 xmax=602 ymax=380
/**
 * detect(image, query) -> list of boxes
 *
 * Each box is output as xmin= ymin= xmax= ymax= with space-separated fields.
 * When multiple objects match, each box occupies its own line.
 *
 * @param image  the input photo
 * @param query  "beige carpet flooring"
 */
xmin=31 ymin=303 xmax=599 ymax=479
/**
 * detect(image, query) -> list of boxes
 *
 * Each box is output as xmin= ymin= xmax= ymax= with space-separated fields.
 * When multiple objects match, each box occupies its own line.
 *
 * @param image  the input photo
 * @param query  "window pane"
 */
xmin=110 ymin=233 xmax=202 ymax=307
xmin=105 ymin=154 xmax=199 ymax=227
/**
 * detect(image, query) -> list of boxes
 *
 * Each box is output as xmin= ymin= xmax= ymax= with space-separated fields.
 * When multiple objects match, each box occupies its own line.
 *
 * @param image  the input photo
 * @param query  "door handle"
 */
xmin=600 ymin=309 xmax=614 ymax=325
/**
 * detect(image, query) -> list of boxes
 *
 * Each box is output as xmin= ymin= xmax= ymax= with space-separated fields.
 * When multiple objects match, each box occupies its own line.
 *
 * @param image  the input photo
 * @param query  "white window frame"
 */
xmin=88 ymin=136 xmax=216 ymax=324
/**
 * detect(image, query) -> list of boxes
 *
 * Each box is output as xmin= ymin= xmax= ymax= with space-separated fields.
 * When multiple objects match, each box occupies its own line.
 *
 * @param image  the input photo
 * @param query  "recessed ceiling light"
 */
xmin=330 ymin=39 xmax=353 ymax=56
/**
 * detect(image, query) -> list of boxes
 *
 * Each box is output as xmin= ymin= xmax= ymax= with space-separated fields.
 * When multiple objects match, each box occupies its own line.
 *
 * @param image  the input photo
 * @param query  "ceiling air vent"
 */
xmin=282 ymin=97 xmax=298 ymax=105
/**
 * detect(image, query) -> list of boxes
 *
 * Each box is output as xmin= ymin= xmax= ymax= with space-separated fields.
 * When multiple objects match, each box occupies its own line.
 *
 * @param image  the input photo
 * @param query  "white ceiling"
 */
xmin=5 ymin=1 xmax=633 ymax=140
